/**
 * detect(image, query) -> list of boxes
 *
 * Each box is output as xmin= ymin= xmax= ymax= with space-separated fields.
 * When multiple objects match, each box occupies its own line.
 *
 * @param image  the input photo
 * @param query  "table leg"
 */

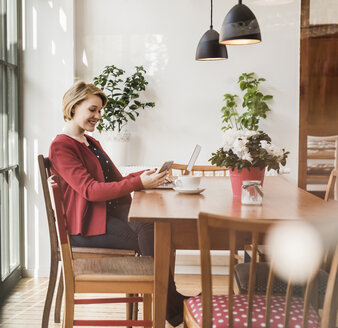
xmin=154 ymin=222 xmax=171 ymax=328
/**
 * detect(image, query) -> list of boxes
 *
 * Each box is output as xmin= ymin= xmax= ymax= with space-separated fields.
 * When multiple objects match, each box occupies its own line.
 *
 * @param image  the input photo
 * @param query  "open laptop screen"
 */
xmin=155 ymin=144 xmax=202 ymax=188
xmin=184 ymin=144 xmax=201 ymax=175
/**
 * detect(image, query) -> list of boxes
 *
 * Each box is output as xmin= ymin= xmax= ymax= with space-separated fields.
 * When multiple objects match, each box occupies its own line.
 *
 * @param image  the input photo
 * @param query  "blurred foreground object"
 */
xmin=266 ymin=221 xmax=324 ymax=284
xmin=185 ymin=213 xmax=338 ymax=328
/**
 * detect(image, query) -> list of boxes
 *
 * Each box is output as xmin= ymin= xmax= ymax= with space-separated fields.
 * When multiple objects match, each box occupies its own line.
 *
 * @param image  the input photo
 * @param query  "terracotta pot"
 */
xmin=229 ymin=167 xmax=265 ymax=197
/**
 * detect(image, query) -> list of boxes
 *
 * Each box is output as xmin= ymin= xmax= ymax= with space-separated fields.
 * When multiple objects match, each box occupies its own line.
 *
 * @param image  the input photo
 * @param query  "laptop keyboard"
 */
xmin=156 ymin=181 xmax=175 ymax=189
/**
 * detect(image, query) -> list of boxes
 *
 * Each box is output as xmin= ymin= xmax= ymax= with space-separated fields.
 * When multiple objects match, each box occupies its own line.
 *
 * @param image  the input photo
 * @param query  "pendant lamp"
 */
xmin=196 ymin=0 xmax=228 ymax=61
xmin=219 ymin=0 xmax=261 ymax=45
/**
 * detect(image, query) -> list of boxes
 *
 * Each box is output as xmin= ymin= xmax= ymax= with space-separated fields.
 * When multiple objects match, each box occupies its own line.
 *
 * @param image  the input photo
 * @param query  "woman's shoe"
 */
xmin=166 ymin=292 xmax=184 ymax=327
xmin=166 ymin=310 xmax=183 ymax=327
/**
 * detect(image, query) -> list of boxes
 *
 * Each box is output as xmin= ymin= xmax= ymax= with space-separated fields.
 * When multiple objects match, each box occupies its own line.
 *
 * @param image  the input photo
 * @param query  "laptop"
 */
xmin=156 ymin=144 xmax=202 ymax=189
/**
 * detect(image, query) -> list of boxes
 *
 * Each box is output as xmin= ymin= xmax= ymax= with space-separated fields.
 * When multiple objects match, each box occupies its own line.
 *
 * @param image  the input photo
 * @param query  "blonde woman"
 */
xmin=49 ymin=81 xmax=186 ymax=326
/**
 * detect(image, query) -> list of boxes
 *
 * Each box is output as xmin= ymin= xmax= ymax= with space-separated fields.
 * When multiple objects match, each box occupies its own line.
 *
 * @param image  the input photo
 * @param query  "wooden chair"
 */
xmin=324 ymin=169 xmax=337 ymax=201
xmin=184 ymin=212 xmax=338 ymax=328
xmin=48 ymin=175 xmax=154 ymax=327
xmin=321 ymin=169 xmax=338 ymax=274
xmin=306 ymin=135 xmax=338 ymax=198
xmin=169 ymin=164 xmax=228 ymax=176
xmin=38 ymin=155 xmax=137 ymax=327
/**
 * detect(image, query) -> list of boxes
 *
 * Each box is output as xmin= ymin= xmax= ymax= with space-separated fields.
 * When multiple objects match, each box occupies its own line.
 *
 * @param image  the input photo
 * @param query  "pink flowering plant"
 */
xmin=209 ymin=73 xmax=289 ymax=173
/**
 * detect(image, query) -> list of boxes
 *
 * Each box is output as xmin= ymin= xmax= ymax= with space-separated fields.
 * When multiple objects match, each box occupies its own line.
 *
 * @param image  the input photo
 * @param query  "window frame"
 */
xmin=0 ymin=0 xmax=22 ymax=301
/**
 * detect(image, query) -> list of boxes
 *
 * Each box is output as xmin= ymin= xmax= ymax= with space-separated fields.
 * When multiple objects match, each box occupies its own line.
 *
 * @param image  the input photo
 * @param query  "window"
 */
xmin=0 ymin=0 xmax=21 ymax=298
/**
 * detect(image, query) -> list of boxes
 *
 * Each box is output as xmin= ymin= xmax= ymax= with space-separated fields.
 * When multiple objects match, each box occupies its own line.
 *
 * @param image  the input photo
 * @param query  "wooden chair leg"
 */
xmin=63 ymin=288 xmax=74 ymax=328
xmin=54 ymin=268 xmax=63 ymax=323
xmin=170 ymin=249 xmax=176 ymax=275
xmin=42 ymin=255 xmax=59 ymax=328
xmin=143 ymin=293 xmax=152 ymax=328
xmin=126 ymin=294 xmax=134 ymax=328
xmin=133 ymin=295 xmax=139 ymax=321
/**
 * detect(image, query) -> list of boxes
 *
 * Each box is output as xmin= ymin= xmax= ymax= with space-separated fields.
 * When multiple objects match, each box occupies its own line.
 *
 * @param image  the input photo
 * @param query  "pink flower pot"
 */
xmin=229 ymin=167 xmax=265 ymax=197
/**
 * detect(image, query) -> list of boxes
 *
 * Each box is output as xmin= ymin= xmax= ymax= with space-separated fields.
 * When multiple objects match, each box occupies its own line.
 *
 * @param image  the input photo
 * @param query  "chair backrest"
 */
xmin=169 ymin=164 xmax=227 ymax=176
xmin=321 ymin=245 xmax=338 ymax=328
xmin=307 ymin=135 xmax=338 ymax=198
xmin=48 ymin=175 xmax=74 ymax=283
xmin=197 ymin=212 xmax=338 ymax=328
xmin=324 ymin=169 xmax=337 ymax=201
xmin=307 ymin=136 xmax=338 ymax=165
xmin=38 ymin=155 xmax=59 ymax=261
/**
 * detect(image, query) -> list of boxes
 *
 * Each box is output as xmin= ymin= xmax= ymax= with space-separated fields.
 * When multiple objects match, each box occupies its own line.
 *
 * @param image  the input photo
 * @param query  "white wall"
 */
xmin=75 ymin=0 xmax=300 ymax=183
xmin=22 ymin=0 xmax=74 ymax=276
xmin=22 ymin=0 xmax=300 ymax=276
xmin=310 ymin=0 xmax=338 ymax=24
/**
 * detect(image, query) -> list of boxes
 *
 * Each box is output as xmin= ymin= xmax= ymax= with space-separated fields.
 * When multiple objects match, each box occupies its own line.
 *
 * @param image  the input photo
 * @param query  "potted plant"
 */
xmin=209 ymin=72 xmax=289 ymax=197
xmin=93 ymin=65 xmax=155 ymax=134
xmin=93 ymin=65 xmax=155 ymax=164
xmin=220 ymin=72 xmax=273 ymax=131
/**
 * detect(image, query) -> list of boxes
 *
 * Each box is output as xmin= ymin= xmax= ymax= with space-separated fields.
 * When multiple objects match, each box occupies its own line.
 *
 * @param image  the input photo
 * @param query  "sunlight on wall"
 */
xmin=34 ymin=139 xmax=39 ymax=194
xmin=23 ymin=137 xmax=27 ymax=172
xmin=32 ymin=6 xmax=37 ymax=50
xmin=24 ymin=188 xmax=28 ymax=269
xmin=34 ymin=205 xmax=39 ymax=276
xmin=77 ymin=35 xmax=123 ymax=79
xmin=51 ymin=40 xmax=56 ymax=55
xmin=82 ymin=49 xmax=88 ymax=67
xmin=23 ymin=0 xmax=74 ymax=277
xmin=143 ymin=34 xmax=168 ymax=76
xmin=23 ymin=137 xmax=28 ymax=268
xmin=22 ymin=0 xmax=26 ymax=51
xmin=59 ymin=7 xmax=67 ymax=32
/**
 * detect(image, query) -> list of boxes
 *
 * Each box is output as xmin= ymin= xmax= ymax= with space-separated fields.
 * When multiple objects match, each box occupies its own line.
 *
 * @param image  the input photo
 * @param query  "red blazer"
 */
xmin=49 ymin=134 xmax=144 ymax=236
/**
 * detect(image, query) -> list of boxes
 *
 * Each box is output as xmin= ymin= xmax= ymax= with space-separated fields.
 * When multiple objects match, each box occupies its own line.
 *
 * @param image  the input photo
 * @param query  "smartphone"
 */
xmin=157 ymin=161 xmax=174 ymax=174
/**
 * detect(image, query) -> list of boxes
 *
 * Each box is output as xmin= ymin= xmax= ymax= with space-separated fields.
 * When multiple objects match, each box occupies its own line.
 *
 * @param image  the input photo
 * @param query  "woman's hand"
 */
xmin=140 ymin=169 xmax=168 ymax=189
xmin=164 ymin=175 xmax=174 ymax=183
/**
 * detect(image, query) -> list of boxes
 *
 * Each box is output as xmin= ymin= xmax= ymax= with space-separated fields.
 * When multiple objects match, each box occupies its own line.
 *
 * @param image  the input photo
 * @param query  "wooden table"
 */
xmin=128 ymin=176 xmax=337 ymax=327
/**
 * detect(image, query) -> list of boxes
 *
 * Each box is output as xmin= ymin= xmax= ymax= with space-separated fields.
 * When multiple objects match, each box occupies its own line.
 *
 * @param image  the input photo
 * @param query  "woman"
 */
xmin=49 ymin=81 xmax=186 ymax=326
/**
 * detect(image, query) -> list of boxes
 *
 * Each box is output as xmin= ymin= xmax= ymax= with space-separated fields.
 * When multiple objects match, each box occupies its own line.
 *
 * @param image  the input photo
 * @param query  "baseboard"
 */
xmin=22 ymin=266 xmax=53 ymax=278
xmin=175 ymin=250 xmax=229 ymax=275
xmin=175 ymin=265 xmax=229 ymax=275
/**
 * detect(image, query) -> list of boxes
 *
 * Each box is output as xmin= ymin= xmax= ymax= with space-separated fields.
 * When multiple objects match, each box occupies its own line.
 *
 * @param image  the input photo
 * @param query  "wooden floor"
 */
xmin=0 ymin=274 xmax=228 ymax=327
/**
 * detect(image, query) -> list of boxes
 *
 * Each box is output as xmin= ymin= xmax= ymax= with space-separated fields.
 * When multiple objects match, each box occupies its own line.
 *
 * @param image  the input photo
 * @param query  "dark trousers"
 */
xmin=70 ymin=204 xmax=183 ymax=320
xmin=70 ymin=204 xmax=154 ymax=256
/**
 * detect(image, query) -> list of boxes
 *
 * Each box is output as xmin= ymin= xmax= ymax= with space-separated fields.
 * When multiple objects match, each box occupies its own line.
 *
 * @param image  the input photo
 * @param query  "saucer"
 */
xmin=173 ymin=187 xmax=206 ymax=195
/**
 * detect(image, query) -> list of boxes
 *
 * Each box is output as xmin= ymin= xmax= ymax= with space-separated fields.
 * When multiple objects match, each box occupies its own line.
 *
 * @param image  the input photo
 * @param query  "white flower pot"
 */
xmin=93 ymin=129 xmax=131 ymax=167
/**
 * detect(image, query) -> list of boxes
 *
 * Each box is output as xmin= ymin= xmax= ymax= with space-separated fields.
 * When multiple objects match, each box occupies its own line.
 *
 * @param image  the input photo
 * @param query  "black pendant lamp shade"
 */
xmin=196 ymin=29 xmax=228 ymax=61
xmin=196 ymin=0 xmax=228 ymax=61
xmin=219 ymin=0 xmax=261 ymax=45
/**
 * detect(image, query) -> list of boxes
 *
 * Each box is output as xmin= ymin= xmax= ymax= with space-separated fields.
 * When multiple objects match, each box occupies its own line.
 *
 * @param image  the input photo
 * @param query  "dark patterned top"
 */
xmin=87 ymin=138 xmax=121 ymax=217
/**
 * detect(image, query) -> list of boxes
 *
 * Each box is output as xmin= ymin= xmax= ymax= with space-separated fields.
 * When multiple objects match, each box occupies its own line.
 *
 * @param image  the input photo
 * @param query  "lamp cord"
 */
xmin=210 ymin=0 xmax=213 ymax=29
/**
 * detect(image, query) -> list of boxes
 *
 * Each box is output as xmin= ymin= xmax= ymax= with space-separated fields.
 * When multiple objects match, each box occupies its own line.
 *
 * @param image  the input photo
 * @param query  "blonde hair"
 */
xmin=62 ymin=81 xmax=107 ymax=121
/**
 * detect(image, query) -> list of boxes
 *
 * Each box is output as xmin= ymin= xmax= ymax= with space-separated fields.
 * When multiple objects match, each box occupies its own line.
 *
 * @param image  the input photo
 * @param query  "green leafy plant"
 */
xmin=209 ymin=129 xmax=289 ymax=172
xmin=221 ymin=72 xmax=273 ymax=131
xmin=210 ymin=73 xmax=289 ymax=172
xmin=93 ymin=65 xmax=155 ymax=133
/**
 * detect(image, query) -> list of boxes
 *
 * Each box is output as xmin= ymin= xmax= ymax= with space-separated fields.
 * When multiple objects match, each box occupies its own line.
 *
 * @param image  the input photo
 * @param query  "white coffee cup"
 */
xmin=175 ymin=176 xmax=201 ymax=190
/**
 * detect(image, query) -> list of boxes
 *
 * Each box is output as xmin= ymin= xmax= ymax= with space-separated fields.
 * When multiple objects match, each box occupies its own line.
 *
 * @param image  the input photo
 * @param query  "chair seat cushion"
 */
xmin=185 ymin=294 xmax=320 ymax=328
xmin=235 ymin=263 xmax=328 ymax=306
